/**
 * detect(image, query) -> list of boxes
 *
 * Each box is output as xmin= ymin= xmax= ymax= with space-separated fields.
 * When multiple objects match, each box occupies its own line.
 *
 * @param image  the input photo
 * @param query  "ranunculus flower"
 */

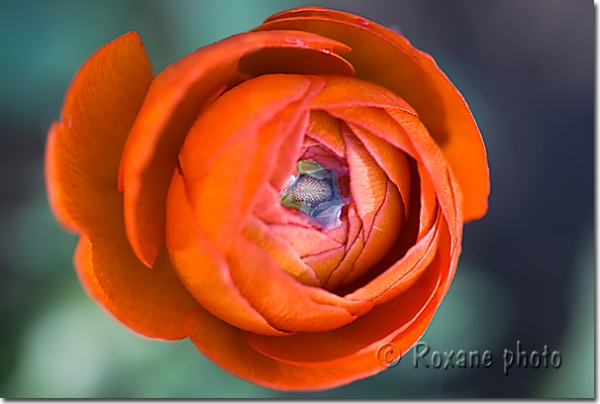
xmin=46 ymin=6 xmax=489 ymax=391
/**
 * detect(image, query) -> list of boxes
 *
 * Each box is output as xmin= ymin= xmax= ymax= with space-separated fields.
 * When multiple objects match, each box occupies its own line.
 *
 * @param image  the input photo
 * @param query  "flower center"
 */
xmin=280 ymin=160 xmax=349 ymax=229
xmin=290 ymin=175 xmax=333 ymax=207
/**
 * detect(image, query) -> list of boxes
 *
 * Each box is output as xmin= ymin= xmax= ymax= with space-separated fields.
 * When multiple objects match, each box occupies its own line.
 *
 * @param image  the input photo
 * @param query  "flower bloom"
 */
xmin=46 ymin=7 xmax=489 ymax=390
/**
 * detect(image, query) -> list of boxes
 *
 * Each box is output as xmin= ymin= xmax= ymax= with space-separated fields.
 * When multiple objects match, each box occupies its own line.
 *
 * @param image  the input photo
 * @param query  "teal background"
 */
xmin=0 ymin=0 xmax=594 ymax=398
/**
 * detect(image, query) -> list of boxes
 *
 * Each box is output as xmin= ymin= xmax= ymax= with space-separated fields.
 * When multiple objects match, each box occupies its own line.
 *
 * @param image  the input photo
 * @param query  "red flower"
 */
xmin=46 ymin=7 xmax=489 ymax=390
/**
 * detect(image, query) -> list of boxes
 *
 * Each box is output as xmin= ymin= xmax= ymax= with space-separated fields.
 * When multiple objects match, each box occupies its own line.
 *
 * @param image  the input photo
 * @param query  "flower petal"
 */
xmin=242 ymin=215 xmax=321 ymax=287
xmin=259 ymin=8 xmax=489 ymax=221
xmin=343 ymin=179 xmax=404 ymax=287
xmin=227 ymin=233 xmax=363 ymax=332
xmin=269 ymin=223 xmax=343 ymax=259
xmin=306 ymin=109 xmax=345 ymax=158
xmin=269 ymin=110 xmax=309 ymax=191
xmin=311 ymin=76 xmax=461 ymax=244
xmin=165 ymin=169 xmax=288 ymax=336
xmin=346 ymin=209 xmax=442 ymax=304
xmin=47 ymin=32 xmax=199 ymax=339
xmin=119 ymin=30 xmax=354 ymax=267
xmin=245 ymin=255 xmax=442 ymax=368
xmin=342 ymin=116 xmax=412 ymax=220
xmin=309 ymin=75 xmax=416 ymax=113
xmin=46 ymin=31 xmax=153 ymax=234
xmin=184 ymin=306 xmax=381 ymax=391
xmin=178 ymin=74 xmax=323 ymax=251
xmin=342 ymin=129 xmax=394 ymax=240
xmin=75 ymin=231 xmax=199 ymax=340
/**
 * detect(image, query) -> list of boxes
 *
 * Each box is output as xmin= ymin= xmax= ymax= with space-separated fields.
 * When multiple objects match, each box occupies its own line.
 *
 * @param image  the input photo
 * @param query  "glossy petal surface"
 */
xmin=46 ymin=32 xmax=198 ymax=339
xmin=257 ymin=7 xmax=489 ymax=221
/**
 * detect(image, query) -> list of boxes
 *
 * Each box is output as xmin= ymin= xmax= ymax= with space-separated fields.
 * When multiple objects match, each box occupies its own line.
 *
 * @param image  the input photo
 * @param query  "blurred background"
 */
xmin=0 ymin=0 xmax=594 ymax=398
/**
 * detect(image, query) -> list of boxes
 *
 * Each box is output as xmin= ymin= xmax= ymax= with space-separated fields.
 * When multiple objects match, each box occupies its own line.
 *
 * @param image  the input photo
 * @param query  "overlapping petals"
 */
xmin=47 ymin=6 xmax=489 ymax=391
xmin=160 ymin=70 xmax=465 ymax=388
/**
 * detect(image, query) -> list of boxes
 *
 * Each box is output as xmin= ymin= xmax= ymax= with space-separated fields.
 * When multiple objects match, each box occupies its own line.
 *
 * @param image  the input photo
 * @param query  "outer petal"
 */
xmin=257 ymin=7 xmax=489 ymax=221
xmin=245 ymin=251 xmax=443 ymax=368
xmin=184 ymin=306 xmax=381 ymax=391
xmin=46 ymin=32 xmax=199 ymax=339
xmin=46 ymin=32 xmax=153 ymax=232
xmin=119 ymin=30 xmax=355 ymax=267
xmin=75 ymin=232 xmax=199 ymax=340
xmin=185 ymin=227 xmax=451 ymax=390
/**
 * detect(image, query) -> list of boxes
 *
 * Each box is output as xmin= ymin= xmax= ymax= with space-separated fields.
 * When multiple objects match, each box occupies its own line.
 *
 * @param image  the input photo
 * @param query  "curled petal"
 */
xmin=46 ymin=32 xmax=198 ymax=339
xmin=179 ymin=74 xmax=323 ymax=250
xmin=46 ymin=32 xmax=153 ymax=233
xmin=243 ymin=215 xmax=321 ymax=287
xmin=75 ymin=232 xmax=199 ymax=340
xmin=119 ymin=30 xmax=355 ymax=267
xmin=226 ymin=234 xmax=370 ymax=332
xmin=184 ymin=306 xmax=381 ymax=391
xmin=343 ymin=180 xmax=404 ymax=287
xmin=342 ymin=117 xmax=412 ymax=220
xmin=306 ymin=109 xmax=345 ymax=158
xmin=246 ymin=258 xmax=442 ymax=368
xmin=311 ymin=76 xmax=461 ymax=244
xmin=258 ymin=9 xmax=489 ymax=220
xmin=270 ymin=110 xmax=309 ymax=191
xmin=165 ymin=169 xmax=287 ymax=336
xmin=344 ymin=131 xmax=390 ymax=237
xmin=346 ymin=209 xmax=442 ymax=304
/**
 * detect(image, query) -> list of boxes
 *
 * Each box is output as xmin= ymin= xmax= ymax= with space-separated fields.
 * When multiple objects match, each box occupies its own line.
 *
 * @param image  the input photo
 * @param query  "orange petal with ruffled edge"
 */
xmin=184 ymin=231 xmax=450 ymax=390
xmin=178 ymin=74 xmax=323 ymax=250
xmin=165 ymin=170 xmax=287 ymax=336
xmin=323 ymin=129 xmax=403 ymax=289
xmin=308 ymin=76 xmax=463 ymax=306
xmin=310 ymin=76 xmax=461 ymax=241
xmin=245 ymin=251 xmax=443 ymax=368
xmin=184 ymin=306 xmax=379 ymax=391
xmin=306 ymin=109 xmax=345 ymax=158
xmin=46 ymin=32 xmax=199 ymax=339
xmin=227 ymin=234 xmax=368 ymax=332
xmin=46 ymin=32 xmax=153 ymax=233
xmin=243 ymin=215 xmax=321 ymax=287
xmin=119 ymin=29 xmax=355 ymax=267
xmin=75 ymin=232 xmax=199 ymax=340
xmin=257 ymin=7 xmax=489 ymax=221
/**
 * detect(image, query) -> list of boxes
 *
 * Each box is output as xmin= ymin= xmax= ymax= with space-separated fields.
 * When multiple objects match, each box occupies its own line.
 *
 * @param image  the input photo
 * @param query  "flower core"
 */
xmin=280 ymin=160 xmax=349 ymax=229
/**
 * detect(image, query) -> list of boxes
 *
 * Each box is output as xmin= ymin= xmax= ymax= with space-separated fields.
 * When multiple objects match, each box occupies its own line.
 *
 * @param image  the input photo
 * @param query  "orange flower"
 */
xmin=46 ymin=7 xmax=489 ymax=390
